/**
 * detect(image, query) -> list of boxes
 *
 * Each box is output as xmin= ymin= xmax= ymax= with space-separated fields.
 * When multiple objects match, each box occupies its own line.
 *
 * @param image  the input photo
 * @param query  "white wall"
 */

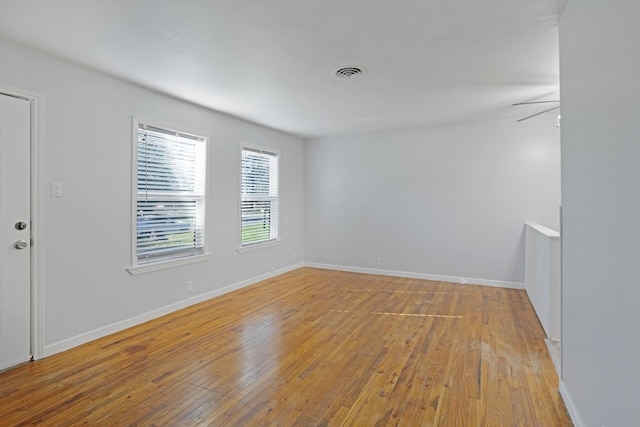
xmin=524 ymin=223 xmax=561 ymax=342
xmin=0 ymin=40 xmax=304 ymax=352
xmin=305 ymin=117 xmax=560 ymax=286
xmin=559 ymin=1 xmax=640 ymax=426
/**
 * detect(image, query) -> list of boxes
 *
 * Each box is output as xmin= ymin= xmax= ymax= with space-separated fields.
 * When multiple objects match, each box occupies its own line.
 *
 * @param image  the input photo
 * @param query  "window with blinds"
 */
xmin=135 ymin=122 xmax=206 ymax=264
xmin=240 ymin=146 xmax=279 ymax=247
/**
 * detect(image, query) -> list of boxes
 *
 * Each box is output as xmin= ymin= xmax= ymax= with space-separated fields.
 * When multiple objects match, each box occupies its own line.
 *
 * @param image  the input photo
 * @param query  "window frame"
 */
xmin=128 ymin=117 xmax=211 ymax=275
xmin=238 ymin=143 xmax=281 ymax=252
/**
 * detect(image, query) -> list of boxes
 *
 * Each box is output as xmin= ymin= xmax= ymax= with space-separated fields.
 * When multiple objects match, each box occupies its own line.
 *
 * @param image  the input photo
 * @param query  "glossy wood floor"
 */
xmin=0 ymin=268 xmax=572 ymax=426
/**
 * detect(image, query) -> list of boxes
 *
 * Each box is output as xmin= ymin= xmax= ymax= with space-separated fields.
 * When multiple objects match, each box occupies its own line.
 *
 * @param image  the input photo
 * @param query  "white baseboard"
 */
xmin=559 ymin=381 xmax=584 ymax=427
xmin=304 ymin=262 xmax=524 ymax=289
xmin=44 ymin=262 xmax=305 ymax=357
xmin=43 ymin=261 xmax=522 ymax=357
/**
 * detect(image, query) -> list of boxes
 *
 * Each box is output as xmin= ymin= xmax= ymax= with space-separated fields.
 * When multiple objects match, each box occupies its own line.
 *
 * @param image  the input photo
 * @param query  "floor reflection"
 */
xmin=239 ymin=312 xmax=282 ymax=389
xmin=330 ymin=309 xmax=463 ymax=318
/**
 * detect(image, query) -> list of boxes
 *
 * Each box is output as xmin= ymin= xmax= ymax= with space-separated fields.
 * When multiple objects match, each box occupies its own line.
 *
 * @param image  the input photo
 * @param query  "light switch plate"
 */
xmin=51 ymin=182 xmax=63 ymax=197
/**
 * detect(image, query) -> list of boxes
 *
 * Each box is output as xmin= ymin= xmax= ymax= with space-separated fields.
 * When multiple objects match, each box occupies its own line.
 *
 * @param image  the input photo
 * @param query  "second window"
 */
xmin=240 ymin=146 xmax=279 ymax=247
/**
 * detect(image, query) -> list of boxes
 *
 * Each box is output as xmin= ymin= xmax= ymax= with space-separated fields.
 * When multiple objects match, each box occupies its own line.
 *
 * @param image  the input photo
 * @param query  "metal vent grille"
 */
xmin=334 ymin=66 xmax=366 ymax=79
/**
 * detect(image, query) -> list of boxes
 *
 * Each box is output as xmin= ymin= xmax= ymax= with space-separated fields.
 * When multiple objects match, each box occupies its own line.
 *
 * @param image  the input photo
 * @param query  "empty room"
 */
xmin=0 ymin=1 xmax=637 ymax=426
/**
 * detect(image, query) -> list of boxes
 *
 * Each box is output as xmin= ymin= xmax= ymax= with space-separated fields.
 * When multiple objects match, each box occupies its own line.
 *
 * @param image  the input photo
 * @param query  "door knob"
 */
xmin=13 ymin=240 xmax=29 ymax=250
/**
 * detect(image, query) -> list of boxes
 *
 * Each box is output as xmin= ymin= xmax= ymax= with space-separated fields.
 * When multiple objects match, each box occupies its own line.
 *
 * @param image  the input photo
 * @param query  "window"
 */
xmin=240 ymin=146 xmax=279 ymax=247
xmin=133 ymin=120 xmax=207 ymax=266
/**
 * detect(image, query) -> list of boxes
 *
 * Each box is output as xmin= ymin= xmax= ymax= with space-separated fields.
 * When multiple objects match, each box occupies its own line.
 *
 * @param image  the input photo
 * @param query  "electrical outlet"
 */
xmin=376 ymin=256 xmax=382 ymax=265
xmin=187 ymin=281 xmax=193 ymax=292
xmin=292 ymin=252 xmax=297 ymax=261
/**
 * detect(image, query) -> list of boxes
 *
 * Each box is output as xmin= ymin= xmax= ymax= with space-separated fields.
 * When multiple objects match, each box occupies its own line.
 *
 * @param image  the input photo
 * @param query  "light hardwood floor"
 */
xmin=0 ymin=268 xmax=572 ymax=426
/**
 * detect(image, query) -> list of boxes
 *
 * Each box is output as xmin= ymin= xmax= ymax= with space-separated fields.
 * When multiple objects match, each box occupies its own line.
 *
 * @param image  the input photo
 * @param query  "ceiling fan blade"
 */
xmin=516 ymin=106 xmax=561 ymax=122
xmin=512 ymin=100 xmax=560 ymax=106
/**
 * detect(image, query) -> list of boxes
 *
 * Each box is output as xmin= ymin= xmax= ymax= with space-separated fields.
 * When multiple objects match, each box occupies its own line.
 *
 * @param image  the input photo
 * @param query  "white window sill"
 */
xmin=127 ymin=253 xmax=212 ymax=275
xmin=236 ymin=239 xmax=281 ymax=254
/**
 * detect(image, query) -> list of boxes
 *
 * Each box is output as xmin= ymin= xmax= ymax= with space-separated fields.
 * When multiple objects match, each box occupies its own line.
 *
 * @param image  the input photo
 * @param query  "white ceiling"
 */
xmin=0 ymin=0 xmax=566 ymax=138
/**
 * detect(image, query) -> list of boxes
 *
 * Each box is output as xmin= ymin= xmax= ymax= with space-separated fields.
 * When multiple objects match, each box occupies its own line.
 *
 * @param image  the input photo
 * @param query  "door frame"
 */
xmin=0 ymin=84 xmax=44 ymax=360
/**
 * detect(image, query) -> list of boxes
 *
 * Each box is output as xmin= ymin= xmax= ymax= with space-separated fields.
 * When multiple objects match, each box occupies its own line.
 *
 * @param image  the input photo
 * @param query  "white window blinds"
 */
xmin=241 ymin=147 xmax=279 ymax=246
xmin=136 ymin=123 xmax=206 ymax=263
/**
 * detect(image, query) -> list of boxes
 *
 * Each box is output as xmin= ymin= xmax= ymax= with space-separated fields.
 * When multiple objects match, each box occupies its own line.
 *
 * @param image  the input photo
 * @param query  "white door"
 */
xmin=0 ymin=93 xmax=31 ymax=370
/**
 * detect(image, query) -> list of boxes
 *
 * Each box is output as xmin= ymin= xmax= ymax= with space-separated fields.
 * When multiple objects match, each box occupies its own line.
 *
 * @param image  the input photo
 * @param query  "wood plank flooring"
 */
xmin=0 ymin=268 xmax=572 ymax=426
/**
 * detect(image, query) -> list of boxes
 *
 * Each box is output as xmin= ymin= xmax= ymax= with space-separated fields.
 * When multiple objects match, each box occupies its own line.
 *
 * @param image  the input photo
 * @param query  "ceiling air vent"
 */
xmin=334 ymin=66 xmax=366 ymax=79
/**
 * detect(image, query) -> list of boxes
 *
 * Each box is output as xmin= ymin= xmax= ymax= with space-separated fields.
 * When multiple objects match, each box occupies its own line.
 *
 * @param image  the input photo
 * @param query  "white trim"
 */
xmin=238 ymin=141 xmax=281 ymax=248
xmin=45 ymin=262 xmax=305 ymax=357
xmin=525 ymin=221 xmax=560 ymax=239
xmin=236 ymin=239 xmax=281 ymax=253
xmin=130 ymin=116 xmax=211 ymax=269
xmin=127 ymin=253 xmax=213 ymax=275
xmin=559 ymin=381 xmax=584 ymax=427
xmin=304 ymin=262 xmax=524 ymax=289
xmin=0 ymin=84 xmax=45 ymax=361
xmin=130 ymin=117 xmax=139 ymax=268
